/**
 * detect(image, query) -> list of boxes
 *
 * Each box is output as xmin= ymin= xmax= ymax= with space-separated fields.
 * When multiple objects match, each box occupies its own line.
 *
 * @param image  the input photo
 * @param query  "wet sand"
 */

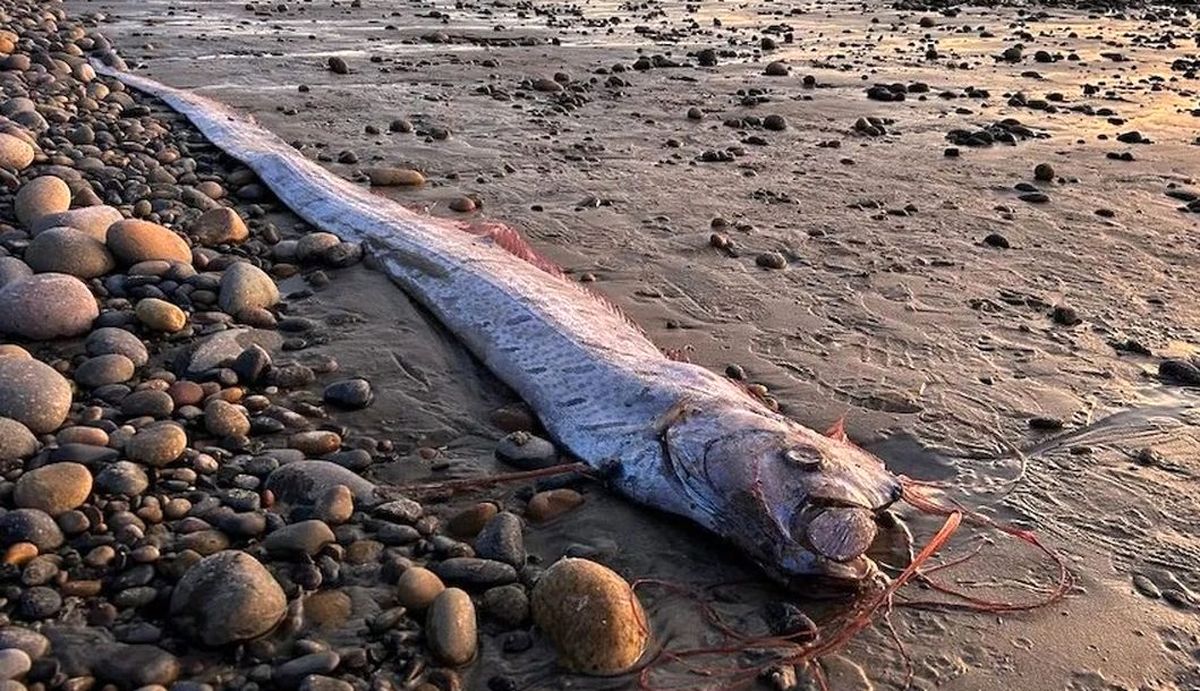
xmin=69 ymin=0 xmax=1200 ymax=688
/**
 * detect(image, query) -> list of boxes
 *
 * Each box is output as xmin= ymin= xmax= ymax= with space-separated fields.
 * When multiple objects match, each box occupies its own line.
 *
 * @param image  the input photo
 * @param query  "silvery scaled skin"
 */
xmin=96 ymin=61 xmax=903 ymax=583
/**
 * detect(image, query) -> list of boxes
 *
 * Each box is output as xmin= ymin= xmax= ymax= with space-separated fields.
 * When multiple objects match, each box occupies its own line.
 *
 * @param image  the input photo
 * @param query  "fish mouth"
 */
xmin=797 ymin=487 xmax=902 ymax=565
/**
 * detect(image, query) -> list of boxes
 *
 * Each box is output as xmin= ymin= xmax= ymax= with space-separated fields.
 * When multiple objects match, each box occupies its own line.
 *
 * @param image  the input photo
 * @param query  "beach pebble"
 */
xmin=0 ymin=627 xmax=49 ymax=659
xmin=0 ymin=257 xmax=31 ymax=288
xmin=275 ymin=651 xmax=340 ymax=689
xmin=219 ymin=261 xmax=279 ymax=315
xmin=396 ymin=566 xmax=445 ymax=610
xmin=313 ymin=484 xmax=354 ymax=524
xmin=125 ymin=423 xmax=188 ymax=467
xmin=449 ymin=196 xmax=477 ymax=213
xmin=366 ymin=168 xmax=425 ymax=186
xmin=482 ymin=584 xmax=530 ymax=627
xmin=755 ymin=252 xmax=788 ymax=270
xmin=296 ymin=233 xmax=341 ymax=262
xmin=495 ymin=431 xmax=558 ymax=470
xmin=231 ymin=342 xmax=272 ymax=383
xmin=190 ymin=207 xmax=249 ymax=246
xmin=31 ymin=205 xmax=123 ymax=241
xmin=266 ymin=460 xmax=378 ymax=505
xmin=204 ymin=399 xmax=250 ymax=438
xmin=14 ymin=176 xmax=70 ymax=227
xmin=0 ymin=133 xmax=33 ymax=171
xmin=531 ymin=558 xmax=649 ymax=674
xmin=426 ymin=588 xmax=477 ymax=666
xmin=263 ymin=519 xmax=335 ymax=557
xmin=983 ymin=233 xmax=1010 ymax=249
xmin=18 ymin=587 xmax=61 ymax=619
xmin=94 ymin=461 xmax=149 ymax=496
xmin=0 ymin=273 xmax=97 ymax=339
xmin=448 ymin=502 xmax=499 ymax=538
xmin=1052 ymin=304 xmax=1081 ymax=326
xmin=170 ymin=550 xmax=287 ymax=645
xmin=86 ymin=327 xmax=149 ymax=367
xmin=328 ymin=56 xmax=349 ymax=74
xmin=433 ymin=557 xmax=518 ymax=587
xmin=0 ymin=648 xmax=30 ymax=681
xmin=107 ymin=219 xmax=192 ymax=265
xmin=1034 ymin=163 xmax=1055 ymax=181
xmin=136 ymin=297 xmax=187 ymax=332
xmin=0 ymin=358 xmax=71 ymax=434
xmin=526 ymin=489 xmax=584 ymax=522
xmin=14 ymin=463 xmax=92 ymax=516
xmin=474 ymin=512 xmax=526 ymax=567
xmin=322 ymin=378 xmax=373 ymax=409
xmin=0 ymin=418 xmax=37 ymax=460
xmin=74 ymin=353 xmax=135 ymax=388
xmin=25 ymin=226 xmax=115 ymax=278
xmin=94 ymin=645 xmax=180 ymax=687
xmin=289 ymin=430 xmax=342 ymax=455
xmin=0 ymin=509 xmax=63 ymax=553
xmin=122 ymin=389 xmax=175 ymax=418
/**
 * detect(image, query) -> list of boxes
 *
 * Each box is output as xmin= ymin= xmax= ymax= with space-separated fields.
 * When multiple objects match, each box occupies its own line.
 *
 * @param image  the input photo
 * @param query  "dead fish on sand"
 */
xmin=94 ymin=62 xmax=904 ymax=585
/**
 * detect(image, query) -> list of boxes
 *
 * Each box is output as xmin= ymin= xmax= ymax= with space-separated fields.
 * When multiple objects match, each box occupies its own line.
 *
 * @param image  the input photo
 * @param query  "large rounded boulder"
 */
xmin=0 ymin=273 xmax=97 ymax=339
xmin=0 ymin=356 xmax=72 ymax=434
xmin=531 ymin=558 xmax=649 ymax=674
xmin=106 ymin=219 xmax=191 ymax=265
xmin=169 ymin=551 xmax=287 ymax=646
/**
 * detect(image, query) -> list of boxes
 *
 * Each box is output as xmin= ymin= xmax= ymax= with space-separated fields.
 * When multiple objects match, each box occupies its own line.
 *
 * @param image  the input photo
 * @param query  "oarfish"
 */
xmin=94 ymin=62 xmax=903 ymax=584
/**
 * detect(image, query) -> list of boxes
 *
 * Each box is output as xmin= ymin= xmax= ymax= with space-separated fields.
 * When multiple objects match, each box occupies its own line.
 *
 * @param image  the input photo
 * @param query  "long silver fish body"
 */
xmin=96 ymin=62 xmax=903 ymax=583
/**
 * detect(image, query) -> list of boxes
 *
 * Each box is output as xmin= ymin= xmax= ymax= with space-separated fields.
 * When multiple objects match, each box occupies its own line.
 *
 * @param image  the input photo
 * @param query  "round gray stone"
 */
xmin=85 ymin=327 xmax=148 ymax=367
xmin=0 ymin=273 xmax=98 ymax=340
xmin=0 ymin=257 xmax=31 ymax=289
xmin=73 ymin=354 xmax=135 ymax=389
xmin=218 ymin=261 xmax=279 ymax=315
xmin=0 ymin=418 xmax=37 ymax=460
xmin=169 ymin=551 xmax=287 ymax=645
xmin=14 ymin=176 xmax=70 ymax=228
xmin=30 ymin=205 xmax=123 ymax=242
xmin=25 ymin=226 xmax=115 ymax=278
xmin=0 ymin=509 xmax=64 ymax=552
xmin=0 ymin=358 xmax=71 ymax=434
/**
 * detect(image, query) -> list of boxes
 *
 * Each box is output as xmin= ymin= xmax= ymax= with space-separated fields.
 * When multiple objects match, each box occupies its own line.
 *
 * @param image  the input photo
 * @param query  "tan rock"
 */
xmin=135 ymin=298 xmax=187 ymax=332
xmin=0 ymin=132 xmax=33 ymax=171
xmin=190 ymin=207 xmax=248 ymax=246
xmin=126 ymin=423 xmax=188 ymax=467
xmin=0 ymin=355 xmax=72 ymax=434
xmin=107 ymin=219 xmax=192 ymax=265
xmin=14 ymin=176 xmax=70 ymax=227
xmin=14 ymin=463 xmax=92 ymax=516
xmin=426 ymin=587 xmax=477 ymax=666
xmin=526 ymin=488 xmax=584 ymax=522
xmin=366 ymin=168 xmax=425 ymax=186
xmin=530 ymin=558 xmax=648 ymax=674
xmin=396 ymin=566 xmax=445 ymax=610
xmin=0 ymin=273 xmax=98 ymax=339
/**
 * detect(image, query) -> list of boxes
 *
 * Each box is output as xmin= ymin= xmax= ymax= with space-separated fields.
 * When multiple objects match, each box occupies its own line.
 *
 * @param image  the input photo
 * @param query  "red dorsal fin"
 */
xmin=461 ymin=220 xmax=568 ymax=279
xmin=452 ymin=219 xmax=653 ymax=339
xmin=825 ymin=415 xmax=849 ymax=443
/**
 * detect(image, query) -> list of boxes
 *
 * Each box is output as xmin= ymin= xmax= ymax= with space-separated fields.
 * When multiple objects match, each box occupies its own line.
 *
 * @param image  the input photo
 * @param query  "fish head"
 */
xmin=663 ymin=402 xmax=902 ymax=585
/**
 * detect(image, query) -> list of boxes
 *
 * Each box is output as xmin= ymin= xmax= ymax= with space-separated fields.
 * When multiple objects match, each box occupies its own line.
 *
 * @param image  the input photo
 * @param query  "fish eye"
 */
xmin=783 ymin=446 xmax=823 ymax=471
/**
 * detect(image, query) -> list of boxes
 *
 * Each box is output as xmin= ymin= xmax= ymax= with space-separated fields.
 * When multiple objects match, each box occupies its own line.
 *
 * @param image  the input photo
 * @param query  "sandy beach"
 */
xmin=0 ymin=0 xmax=1194 ymax=688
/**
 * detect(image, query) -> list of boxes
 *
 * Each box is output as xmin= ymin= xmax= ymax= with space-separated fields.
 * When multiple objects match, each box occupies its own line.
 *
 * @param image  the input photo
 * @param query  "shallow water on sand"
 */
xmin=71 ymin=0 xmax=1200 ymax=687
